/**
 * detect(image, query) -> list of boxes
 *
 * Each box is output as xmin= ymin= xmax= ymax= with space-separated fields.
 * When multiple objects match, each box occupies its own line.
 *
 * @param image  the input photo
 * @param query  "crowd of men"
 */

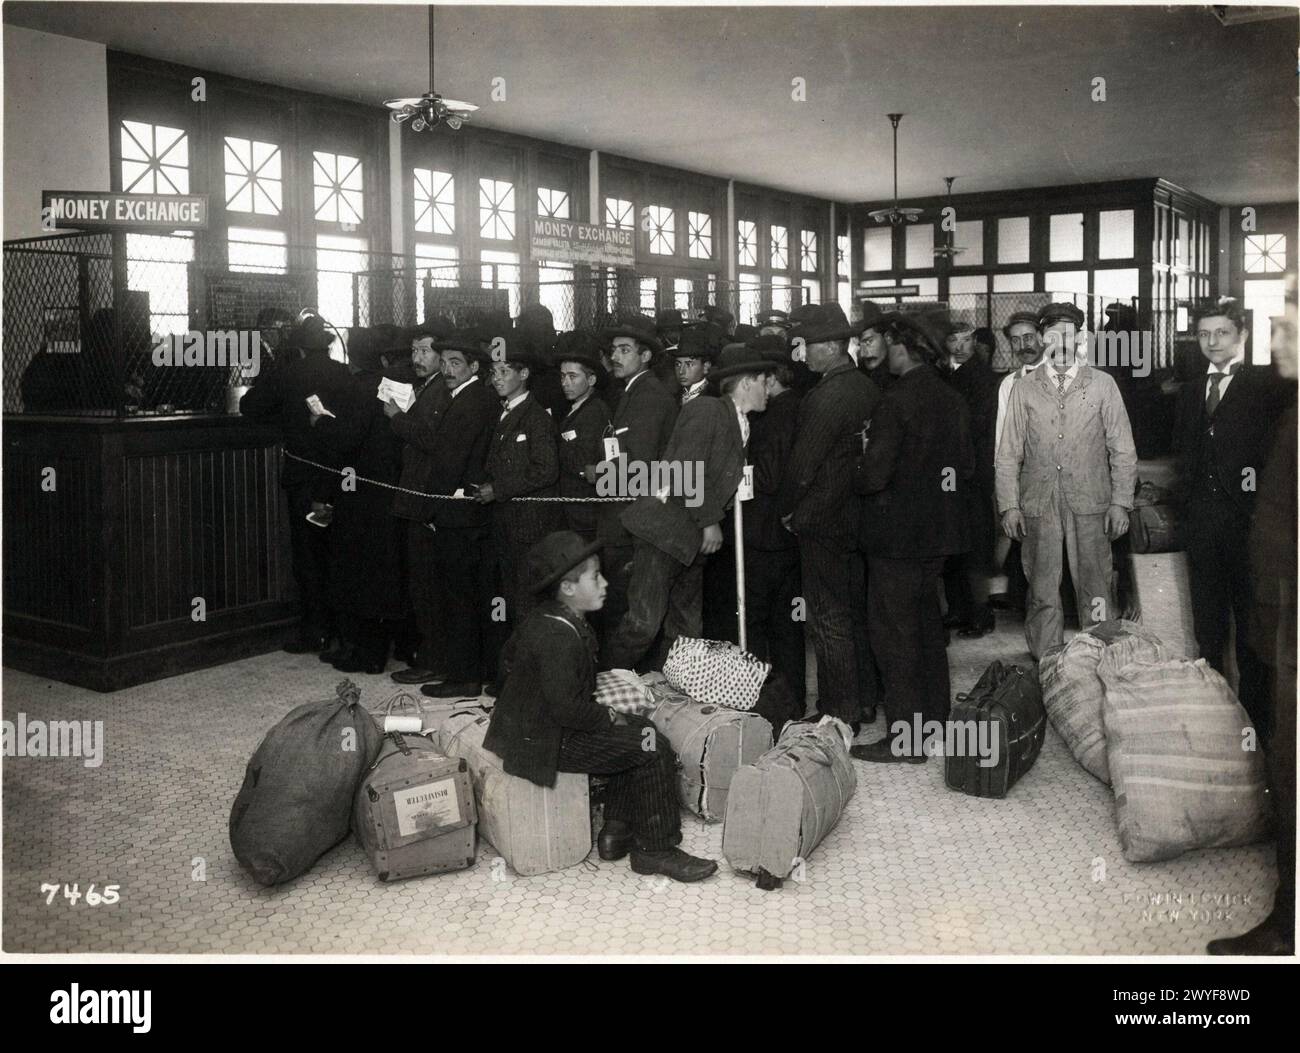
xmin=240 ymin=290 xmax=1297 ymax=924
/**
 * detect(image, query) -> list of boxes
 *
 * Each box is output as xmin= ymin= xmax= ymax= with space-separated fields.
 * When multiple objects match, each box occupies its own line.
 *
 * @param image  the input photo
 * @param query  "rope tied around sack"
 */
xmin=335 ymin=679 xmax=362 ymax=706
xmin=283 ymin=450 xmax=632 ymax=503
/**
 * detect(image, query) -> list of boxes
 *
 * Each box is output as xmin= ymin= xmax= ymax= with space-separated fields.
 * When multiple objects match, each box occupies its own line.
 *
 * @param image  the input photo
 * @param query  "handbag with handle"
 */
xmin=662 ymin=636 xmax=770 ymax=711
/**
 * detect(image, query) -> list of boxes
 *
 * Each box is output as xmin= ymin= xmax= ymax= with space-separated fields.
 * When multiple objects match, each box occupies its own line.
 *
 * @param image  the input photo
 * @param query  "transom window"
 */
xmin=836 ymin=234 xmax=850 ymax=279
xmin=538 ymin=187 xmax=570 ymax=219
xmin=120 ymin=121 xmax=189 ymax=194
xmin=223 ymin=137 xmax=282 ymax=216
xmin=688 ymin=211 xmax=713 ymax=259
xmin=313 ymin=151 xmax=364 ymax=224
xmin=413 ymin=168 xmax=455 ymax=235
xmin=800 ymin=229 xmax=818 ymax=272
xmin=605 ymin=197 xmax=634 ymax=230
xmin=738 ymin=220 xmax=758 ymax=267
xmin=770 ymin=225 xmax=788 ymax=270
xmin=646 ymin=205 xmax=675 ymax=256
xmin=479 ymin=178 xmax=516 ymax=240
xmin=1244 ymin=234 xmax=1286 ymax=274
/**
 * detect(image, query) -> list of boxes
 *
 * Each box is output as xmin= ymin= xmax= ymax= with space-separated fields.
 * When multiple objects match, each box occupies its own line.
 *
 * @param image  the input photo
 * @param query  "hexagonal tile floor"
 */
xmin=2 ymin=616 xmax=1278 ymax=956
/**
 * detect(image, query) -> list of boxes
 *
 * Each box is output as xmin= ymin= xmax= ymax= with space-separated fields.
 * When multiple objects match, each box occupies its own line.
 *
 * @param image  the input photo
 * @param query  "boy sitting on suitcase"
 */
xmin=483 ymin=531 xmax=717 ymax=883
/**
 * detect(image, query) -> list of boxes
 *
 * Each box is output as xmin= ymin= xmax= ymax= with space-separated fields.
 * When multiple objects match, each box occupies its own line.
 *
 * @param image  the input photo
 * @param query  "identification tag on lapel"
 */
xmin=737 ymin=465 xmax=754 ymax=502
xmin=514 ymin=433 xmax=527 ymax=443
xmin=603 ymin=436 xmax=622 ymax=460
xmin=562 ymin=429 xmax=578 ymax=441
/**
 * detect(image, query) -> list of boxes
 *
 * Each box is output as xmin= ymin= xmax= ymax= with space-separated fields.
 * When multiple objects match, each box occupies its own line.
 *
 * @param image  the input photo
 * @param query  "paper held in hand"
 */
xmin=377 ymin=377 xmax=416 ymax=412
xmin=305 ymin=394 xmax=336 ymax=418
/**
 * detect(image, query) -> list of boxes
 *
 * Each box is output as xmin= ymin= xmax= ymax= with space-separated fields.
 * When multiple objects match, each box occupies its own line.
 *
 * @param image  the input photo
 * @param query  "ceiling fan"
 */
xmin=932 ymin=176 xmax=967 ymax=261
xmin=867 ymin=113 xmax=923 ymax=226
xmin=384 ymin=4 xmax=478 ymax=132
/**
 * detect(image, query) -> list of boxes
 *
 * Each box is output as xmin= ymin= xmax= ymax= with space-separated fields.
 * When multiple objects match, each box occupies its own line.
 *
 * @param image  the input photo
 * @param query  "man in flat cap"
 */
xmin=853 ymin=314 xmax=973 ymax=761
xmin=778 ymin=303 xmax=882 ymax=733
xmin=594 ymin=316 xmax=679 ymax=634
xmin=555 ymin=332 xmax=612 ymax=543
xmin=604 ymin=345 xmax=771 ymax=671
xmin=996 ymin=302 xmax=1137 ymax=659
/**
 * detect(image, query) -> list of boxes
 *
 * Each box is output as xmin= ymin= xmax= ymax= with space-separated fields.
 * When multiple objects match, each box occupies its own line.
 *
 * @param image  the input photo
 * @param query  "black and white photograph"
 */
xmin=1 ymin=0 xmax=1297 ymax=983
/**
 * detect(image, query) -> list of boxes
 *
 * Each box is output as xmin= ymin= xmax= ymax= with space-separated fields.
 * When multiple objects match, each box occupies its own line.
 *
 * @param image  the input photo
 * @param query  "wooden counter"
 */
xmin=3 ymin=413 xmax=296 ymax=691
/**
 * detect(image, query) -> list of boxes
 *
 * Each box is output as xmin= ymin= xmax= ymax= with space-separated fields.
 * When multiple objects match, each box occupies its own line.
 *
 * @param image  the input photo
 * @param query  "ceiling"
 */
xmin=5 ymin=2 xmax=1297 ymax=204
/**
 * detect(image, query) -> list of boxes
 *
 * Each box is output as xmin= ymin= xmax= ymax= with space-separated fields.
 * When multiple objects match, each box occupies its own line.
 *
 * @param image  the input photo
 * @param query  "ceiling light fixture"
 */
xmin=868 ymin=114 xmax=923 ymax=226
xmin=932 ymin=176 xmax=967 ymax=261
xmin=384 ymin=4 xmax=479 ymax=132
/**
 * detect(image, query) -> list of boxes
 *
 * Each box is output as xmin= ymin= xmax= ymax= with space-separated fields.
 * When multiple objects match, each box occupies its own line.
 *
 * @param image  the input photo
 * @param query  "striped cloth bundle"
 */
xmin=1098 ymin=634 xmax=1270 ymax=863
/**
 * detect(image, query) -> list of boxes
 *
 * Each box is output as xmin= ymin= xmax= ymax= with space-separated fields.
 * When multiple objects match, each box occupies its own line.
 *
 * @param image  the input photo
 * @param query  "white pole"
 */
xmin=733 ymin=496 xmax=747 ymax=651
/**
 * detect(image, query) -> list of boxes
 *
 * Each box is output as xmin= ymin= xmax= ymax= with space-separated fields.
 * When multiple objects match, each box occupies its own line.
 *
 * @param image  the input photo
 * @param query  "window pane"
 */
xmin=538 ymin=187 xmax=570 ymax=219
xmin=1045 ymin=270 xmax=1088 ymax=296
xmin=948 ymin=274 xmax=987 ymax=296
xmin=801 ymin=278 xmax=820 ymax=305
xmin=228 ymin=227 xmax=287 ymax=274
xmin=771 ymin=284 xmax=792 ymax=313
xmin=953 ymin=220 xmax=983 ymax=266
xmin=605 ymin=197 xmax=633 ymax=230
xmin=538 ymin=261 xmax=575 ymax=331
xmin=688 ymin=211 xmax=713 ymax=259
xmin=1244 ymin=233 xmax=1287 ymax=274
xmin=120 ymin=121 xmax=190 ymax=195
xmin=1049 ymin=213 xmax=1084 ymax=262
xmin=1098 ymin=209 xmax=1134 ymax=260
xmin=316 ymin=234 xmax=369 ymax=327
xmin=837 ymin=280 xmax=852 ymax=319
xmin=738 ymin=220 xmax=758 ymax=267
xmin=1093 ymin=268 xmax=1139 ymax=306
xmin=864 ymin=226 xmax=892 ymax=271
xmin=224 ymin=136 xmax=282 ymax=216
xmin=647 ymin=205 xmax=675 ymax=255
xmin=415 ymin=243 xmax=459 ymax=321
xmin=1177 ymin=216 xmax=1190 ymax=268
xmin=1243 ymin=278 xmax=1287 ymax=366
xmin=314 ymin=152 xmax=364 ymax=224
xmin=770 ymin=225 xmax=789 ymax=270
xmin=479 ymin=179 xmax=516 ymax=241
xmin=836 ymin=234 xmax=850 ymax=278
xmin=126 ymin=232 xmax=193 ymax=338
xmin=481 ymin=249 xmax=521 ymax=316
xmin=639 ymin=276 xmax=658 ymax=311
xmin=905 ymin=224 xmax=934 ymax=270
xmin=992 ymin=272 xmax=1034 ymax=293
xmin=800 ymin=230 xmax=818 ymax=272
xmin=414 ymin=168 xmax=455 ymax=235
xmin=997 ymin=217 xmax=1030 ymax=264
xmin=902 ymin=276 xmax=939 ymax=303
xmin=673 ymin=278 xmax=692 ymax=311
xmin=739 ymin=272 xmax=761 ymax=325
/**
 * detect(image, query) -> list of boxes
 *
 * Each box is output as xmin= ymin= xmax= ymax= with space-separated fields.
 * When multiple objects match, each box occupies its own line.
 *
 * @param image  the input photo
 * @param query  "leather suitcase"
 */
xmin=1129 ymin=503 xmax=1178 ymax=554
xmin=944 ymin=661 xmax=1046 ymax=799
xmin=353 ymin=732 xmax=477 ymax=881
xmin=642 ymin=673 xmax=773 ymax=822
xmin=433 ymin=710 xmax=591 ymax=877
xmin=722 ymin=719 xmax=856 ymax=888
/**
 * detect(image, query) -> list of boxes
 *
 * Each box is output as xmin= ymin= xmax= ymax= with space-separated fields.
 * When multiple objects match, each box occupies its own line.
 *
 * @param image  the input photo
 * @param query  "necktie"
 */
xmin=1056 ymin=373 xmax=1068 ymax=396
xmin=1205 ymin=364 xmax=1237 ymax=416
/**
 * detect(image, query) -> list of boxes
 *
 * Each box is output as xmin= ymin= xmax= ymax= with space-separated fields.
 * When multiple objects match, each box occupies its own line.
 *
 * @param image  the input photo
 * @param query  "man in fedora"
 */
xmin=856 ymin=303 xmax=894 ymax=393
xmin=777 ymin=304 xmax=881 ymax=732
xmin=417 ymin=338 xmax=498 ymax=699
xmin=555 ymin=332 xmax=612 ymax=542
xmin=853 ymin=314 xmax=973 ymax=762
xmin=996 ymin=302 xmax=1136 ymax=659
xmin=473 ymin=338 xmax=563 ymax=683
xmin=484 ymin=531 xmax=717 ymax=882
xmin=594 ymin=315 xmax=679 ymax=633
xmin=603 ymin=345 xmax=771 ymax=672
xmin=673 ymin=326 xmax=715 ymax=406
xmin=240 ymin=314 xmax=351 ymax=655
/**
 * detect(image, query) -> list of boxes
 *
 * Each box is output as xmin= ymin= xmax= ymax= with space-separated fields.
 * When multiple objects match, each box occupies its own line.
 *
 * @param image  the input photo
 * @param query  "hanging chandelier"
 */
xmin=867 ymin=114 xmax=923 ymax=226
xmin=384 ymin=5 xmax=479 ymax=132
xmin=932 ymin=176 xmax=967 ymax=261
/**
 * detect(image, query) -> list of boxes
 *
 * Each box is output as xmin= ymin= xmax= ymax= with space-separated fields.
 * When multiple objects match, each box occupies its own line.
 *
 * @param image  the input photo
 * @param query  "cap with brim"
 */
xmin=526 ymin=531 xmax=604 ymax=595
xmin=711 ymin=345 xmax=774 ymax=381
xmin=1038 ymin=302 xmax=1085 ymax=329
xmin=756 ymin=310 xmax=792 ymax=329
xmin=1002 ymin=311 xmax=1041 ymax=337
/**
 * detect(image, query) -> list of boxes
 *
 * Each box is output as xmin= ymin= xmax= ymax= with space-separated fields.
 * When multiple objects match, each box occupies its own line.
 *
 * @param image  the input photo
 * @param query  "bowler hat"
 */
xmin=526 ymin=530 xmax=604 ymax=595
xmin=710 ymin=344 xmax=774 ymax=382
xmin=792 ymin=303 xmax=858 ymax=344
xmin=601 ymin=314 xmax=663 ymax=354
xmin=1002 ymin=310 xmax=1041 ymax=337
xmin=655 ymin=308 xmax=703 ymax=334
xmin=671 ymin=326 xmax=716 ymax=360
xmin=554 ymin=331 xmax=606 ymax=379
xmin=287 ymin=315 xmax=335 ymax=353
xmin=435 ymin=337 xmax=492 ymax=364
xmin=859 ymin=301 xmax=887 ymax=333
xmin=1038 ymin=301 xmax=1085 ymax=330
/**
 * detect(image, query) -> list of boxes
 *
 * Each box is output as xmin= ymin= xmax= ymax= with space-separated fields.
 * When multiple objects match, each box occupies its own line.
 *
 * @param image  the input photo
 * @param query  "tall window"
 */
xmin=864 ymin=226 xmax=892 ymax=271
xmin=120 ymin=121 xmax=189 ymax=194
xmin=646 ymin=205 xmax=675 ymax=255
xmin=688 ymin=211 xmax=713 ymax=259
xmin=739 ymin=272 xmax=761 ymax=326
xmin=223 ymin=137 xmax=282 ymax=215
xmin=415 ymin=243 xmax=460 ymax=322
xmin=997 ymin=217 xmax=1030 ymax=264
xmin=1244 ymin=234 xmax=1287 ymax=274
xmin=538 ymin=261 xmax=575 ymax=331
xmin=674 ymin=278 xmax=692 ymax=311
xmin=538 ymin=187 xmax=570 ymax=219
xmin=800 ymin=229 xmax=818 ymax=272
xmin=228 ymin=227 xmax=287 ymax=274
xmin=837 ymin=233 xmax=852 ymax=319
xmin=481 ymin=249 xmax=521 ymax=316
xmin=313 ymin=151 xmax=364 ymax=224
xmin=738 ymin=220 xmax=758 ymax=267
xmin=479 ymin=179 xmax=516 ymax=241
xmin=316 ymin=234 xmax=369 ymax=328
xmin=770 ymin=225 xmax=788 ymax=270
xmin=413 ymin=168 xmax=455 ymax=235
xmin=639 ymin=276 xmax=658 ymax=311
xmin=605 ymin=197 xmax=633 ymax=230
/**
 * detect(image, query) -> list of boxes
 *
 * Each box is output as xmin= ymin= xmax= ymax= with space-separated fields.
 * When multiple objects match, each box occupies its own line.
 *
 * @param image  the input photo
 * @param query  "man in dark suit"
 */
xmin=555 ymin=333 xmax=611 ymax=542
xmin=385 ymin=324 xmax=452 ymax=684
xmin=777 ymin=304 xmax=881 ymax=731
xmin=943 ymin=321 xmax=1002 ymax=638
xmin=477 ymin=343 xmax=564 ymax=666
xmin=594 ymin=317 xmax=679 ymax=636
xmin=852 ymin=315 xmax=974 ymax=762
xmin=603 ymin=346 xmax=770 ymax=672
xmin=239 ymin=315 xmax=351 ymax=654
xmin=1174 ymin=298 xmax=1292 ymax=741
xmin=417 ymin=340 xmax=498 ymax=700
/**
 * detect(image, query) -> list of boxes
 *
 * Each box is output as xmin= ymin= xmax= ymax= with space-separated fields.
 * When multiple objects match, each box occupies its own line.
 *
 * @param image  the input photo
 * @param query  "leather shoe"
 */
xmin=1206 ymin=915 xmax=1294 ymax=956
xmin=334 ymin=651 xmax=386 ymax=675
xmin=391 ymin=667 xmax=444 ymax=685
xmin=629 ymin=847 xmax=718 ymax=883
xmin=850 ymin=739 xmax=927 ymax=764
xmin=421 ymin=681 xmax=482 ymax=699
xmin=283 ymin=634 xmax=327 ymax=655
xmin=598 ymin=819 xmax=634 ymax=861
